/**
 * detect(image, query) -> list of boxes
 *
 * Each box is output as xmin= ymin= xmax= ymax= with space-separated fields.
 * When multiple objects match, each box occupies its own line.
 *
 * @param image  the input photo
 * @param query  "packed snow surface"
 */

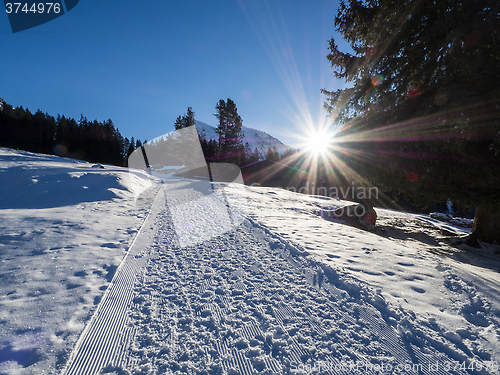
xmin=1 ymin=148 xmax=500 ymax=375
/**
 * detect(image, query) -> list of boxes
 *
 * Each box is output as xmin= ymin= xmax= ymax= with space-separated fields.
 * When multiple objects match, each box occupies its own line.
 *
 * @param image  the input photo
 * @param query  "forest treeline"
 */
xmin=0 ymin=101 xmax=142 ymax=166
xmin=0 ymin=99 xmax=287 ymax=168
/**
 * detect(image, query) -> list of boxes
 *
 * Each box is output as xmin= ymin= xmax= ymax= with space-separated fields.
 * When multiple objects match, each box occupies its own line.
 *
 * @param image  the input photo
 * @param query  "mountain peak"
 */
xmin=194 ymin=120 xmax=290 ymax=158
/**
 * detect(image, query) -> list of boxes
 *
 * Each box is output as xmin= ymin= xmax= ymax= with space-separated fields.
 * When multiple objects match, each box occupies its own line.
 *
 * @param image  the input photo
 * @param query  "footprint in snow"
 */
xmin=101 ymin=242 xmax=119 ymax=249
xmin=411 ymin=286 xmax=427 ymax=294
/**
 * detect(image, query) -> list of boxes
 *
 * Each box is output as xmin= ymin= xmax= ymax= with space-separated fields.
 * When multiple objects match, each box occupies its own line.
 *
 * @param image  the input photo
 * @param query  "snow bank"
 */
xmin=430 ymin=212 xmax=474 ymax=229
xmin=0 ymin=148 xmax=157 ymax=374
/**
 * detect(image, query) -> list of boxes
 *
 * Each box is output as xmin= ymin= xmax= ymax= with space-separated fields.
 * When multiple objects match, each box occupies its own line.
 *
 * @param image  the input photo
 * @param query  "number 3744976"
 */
xmin=5 ymin=3 xmax=61 ymax=14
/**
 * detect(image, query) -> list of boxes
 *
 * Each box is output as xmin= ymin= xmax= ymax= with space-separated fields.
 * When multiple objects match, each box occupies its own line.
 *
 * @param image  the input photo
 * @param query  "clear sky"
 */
xmin=1 ymin=0 xmax=345 ymax=148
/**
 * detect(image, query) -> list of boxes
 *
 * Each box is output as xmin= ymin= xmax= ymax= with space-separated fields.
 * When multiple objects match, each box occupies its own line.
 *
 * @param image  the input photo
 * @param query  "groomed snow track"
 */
xmin=63 ymin=181 xmax=485 ymax=375
xmin=62 ymin=188 xmax=164 ymax=375
xmin=119 ymin=182 xmax=479 ymax=375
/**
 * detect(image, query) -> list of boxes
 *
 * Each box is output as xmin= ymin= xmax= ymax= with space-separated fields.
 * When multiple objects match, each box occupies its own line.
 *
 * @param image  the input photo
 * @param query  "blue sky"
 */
xmin=1 ymin=0 xmax=345 ymax=148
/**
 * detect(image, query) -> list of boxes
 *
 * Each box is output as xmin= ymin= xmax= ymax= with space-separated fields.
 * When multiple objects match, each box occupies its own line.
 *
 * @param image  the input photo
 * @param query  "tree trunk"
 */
xmin=469 ymin=203 xmax=500 ymax=245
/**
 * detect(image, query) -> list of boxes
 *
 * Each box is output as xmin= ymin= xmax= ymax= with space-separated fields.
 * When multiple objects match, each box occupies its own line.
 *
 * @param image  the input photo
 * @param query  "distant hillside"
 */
xmin=194 ymin=121 xmax=291 ymax=158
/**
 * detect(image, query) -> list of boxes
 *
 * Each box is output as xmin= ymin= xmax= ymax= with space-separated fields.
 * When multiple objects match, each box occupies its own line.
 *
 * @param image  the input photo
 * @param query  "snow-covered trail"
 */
xmin=123 ymin=218 xmax=415 ymax=375
xmin=71 ymin=179 xmax=494 ymax=375
xmin=62 ymin=187 xmax=164 ymax=375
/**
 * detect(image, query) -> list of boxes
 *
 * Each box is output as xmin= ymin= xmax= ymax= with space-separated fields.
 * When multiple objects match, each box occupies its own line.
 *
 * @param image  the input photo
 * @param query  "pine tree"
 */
xmin=174 ymin=107 xmax=196 ymax=130
xmin=128 ymin=137 xmax=136 ymax=158
xmin=214 ymin=98 xmax=244 ymax=165
xmin=185 ymin=107 xmax=195 ymax=128
xmin=266 ymin=146 xmax=279 ymax=162
xmin=323 ymin=0 xmax=500 ymax=243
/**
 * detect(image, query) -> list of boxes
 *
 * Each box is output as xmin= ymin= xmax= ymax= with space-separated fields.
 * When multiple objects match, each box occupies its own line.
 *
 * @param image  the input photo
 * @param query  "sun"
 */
xmin=304 ymin=130 xmax=332 ymax=155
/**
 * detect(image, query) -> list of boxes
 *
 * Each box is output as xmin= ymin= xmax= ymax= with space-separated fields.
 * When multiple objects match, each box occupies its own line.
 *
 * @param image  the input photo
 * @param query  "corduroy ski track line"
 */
xmin=63 ymin=187 xmax=163 ymax=375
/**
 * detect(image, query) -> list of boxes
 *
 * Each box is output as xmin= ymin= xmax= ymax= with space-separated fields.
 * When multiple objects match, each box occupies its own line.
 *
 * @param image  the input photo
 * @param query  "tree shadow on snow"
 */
xmin=375 ymin=215 xmax=500 ymax=276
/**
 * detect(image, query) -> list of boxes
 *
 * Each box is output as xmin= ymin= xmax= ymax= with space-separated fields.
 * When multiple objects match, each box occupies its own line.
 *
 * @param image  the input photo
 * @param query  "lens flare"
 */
xmin=304 ymin=130 xmax=332 ymax=155
xmin=371 ymin=74 xmax=384 ymax=86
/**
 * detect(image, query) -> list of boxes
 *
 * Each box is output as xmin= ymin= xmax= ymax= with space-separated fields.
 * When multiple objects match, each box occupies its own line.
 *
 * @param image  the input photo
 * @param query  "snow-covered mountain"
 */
xmin=1 ymin=147 xmax=500 ymax=374
xmin=195 ymin=120 xmax=291 ymax=157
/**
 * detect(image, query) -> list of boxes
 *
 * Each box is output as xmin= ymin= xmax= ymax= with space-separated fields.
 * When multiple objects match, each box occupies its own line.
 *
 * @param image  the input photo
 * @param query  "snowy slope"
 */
xmin=239 ymin=187 xmax=500 ymax=369
xmin=195 ymin=120 xmax=291 ymax=158
xmin=2 ymin=148 xmax=500 ymax=375
xmin=0 ymin=148 xmax=157 ymax=375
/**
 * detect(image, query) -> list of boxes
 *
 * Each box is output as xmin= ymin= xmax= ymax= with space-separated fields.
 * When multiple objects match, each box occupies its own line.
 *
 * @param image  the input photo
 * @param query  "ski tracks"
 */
xmin=116 ymin=190 xmax=471 ymax=375
xmin=64 ymin=183 xmax=489 ymax=375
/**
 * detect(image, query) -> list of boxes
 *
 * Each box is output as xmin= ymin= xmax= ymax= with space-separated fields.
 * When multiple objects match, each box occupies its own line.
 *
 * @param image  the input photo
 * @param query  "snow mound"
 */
xmin=430 ymin=212 xmax=474 ymax=228
xmin=0 ymin=148 xmax=152 ymax=209
xmin=0 ymin=148 xmax=157 ymax=374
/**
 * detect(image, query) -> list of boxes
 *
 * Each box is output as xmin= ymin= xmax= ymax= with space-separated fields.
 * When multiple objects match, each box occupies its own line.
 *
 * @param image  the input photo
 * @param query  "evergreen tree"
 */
xmin=242 ymin=142 xmax=253 ymax=165
xmin=123 ymin=137 xmax=131 ymax=159
xmin=322 ymin=0 xmax=500 ymax=243
xmin=54 ymin=115 xmax=69 ymax=155
xmin=200 ymin=138 xmax=220 ymax=163
xmin=185 ymin=107 xmax=195 ymax=128
xmin=174 ymin=107 xmax=196 ymax=130
xmin=214 ymin=98 xmax=244 ymax=165
xmin=127 ymin=137 xmax=136 ymax=159
xmin=266 ymin=146 xmax=279 ymax=162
